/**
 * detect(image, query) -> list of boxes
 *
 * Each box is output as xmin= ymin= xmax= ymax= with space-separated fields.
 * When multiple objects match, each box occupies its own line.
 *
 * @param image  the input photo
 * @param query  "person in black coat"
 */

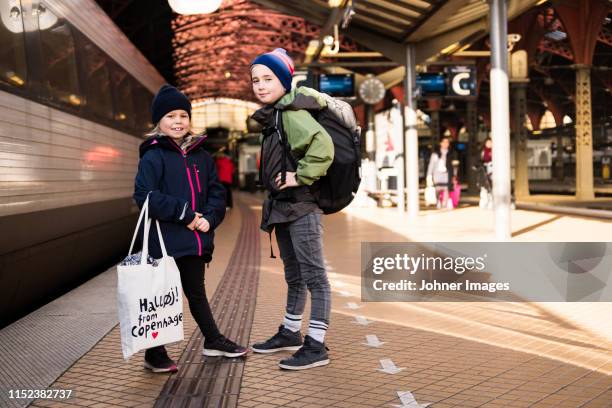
xmin=133 ymin=85 xmax=247 ymax=373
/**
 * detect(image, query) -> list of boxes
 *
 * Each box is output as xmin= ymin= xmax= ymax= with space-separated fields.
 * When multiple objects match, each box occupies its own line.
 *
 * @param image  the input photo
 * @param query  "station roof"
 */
xmin=252 ymin=0 xmax=542 ymax=65
xmin=96 ymin=0 xmax=611 ymax=132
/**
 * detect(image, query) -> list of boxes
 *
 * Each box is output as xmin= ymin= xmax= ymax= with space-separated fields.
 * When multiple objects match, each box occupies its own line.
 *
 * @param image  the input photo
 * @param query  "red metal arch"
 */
xmin=174 ymin=0 xmax=318 ymax=101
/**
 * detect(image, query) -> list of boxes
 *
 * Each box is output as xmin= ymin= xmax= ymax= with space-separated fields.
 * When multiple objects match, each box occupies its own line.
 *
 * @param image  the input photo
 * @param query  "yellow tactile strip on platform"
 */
xmin=154 ymin=202 xmax=260 ymax=407
xmin=29 ymin=204 xmax=244 ymax=408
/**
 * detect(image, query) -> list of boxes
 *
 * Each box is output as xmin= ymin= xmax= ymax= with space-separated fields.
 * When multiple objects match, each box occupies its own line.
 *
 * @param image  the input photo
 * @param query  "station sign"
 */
xmin=446 ymin=66 xmax=477 ymax=97
xmin=416 ymin=66 xmax=477 ymax=98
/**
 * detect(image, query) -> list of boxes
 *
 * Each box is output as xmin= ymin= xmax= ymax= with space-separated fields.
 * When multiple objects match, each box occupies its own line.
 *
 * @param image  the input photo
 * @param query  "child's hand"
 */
xmin=186 ymin=214 xmax=200 ymax=231
xmin=275 ymin=171 xmax=299 ymax=190
xmin=196 ymin=217 xmax=210 ymax=232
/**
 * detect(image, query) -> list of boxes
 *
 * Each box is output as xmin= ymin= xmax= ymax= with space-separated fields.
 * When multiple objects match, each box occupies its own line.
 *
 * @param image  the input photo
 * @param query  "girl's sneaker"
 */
xmin=203 ymin=335 xmax=248 ymax=357
xmin=252 ymin=325 xmax=303 ymax=354
xmin=278 ymin=335 xmax=329 ymax=370
xmin=144 ymin=346 xmax=178 ymax=373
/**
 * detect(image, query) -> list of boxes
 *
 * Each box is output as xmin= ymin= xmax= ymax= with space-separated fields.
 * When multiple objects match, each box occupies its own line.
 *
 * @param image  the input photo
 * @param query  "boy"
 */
xmin=250 ymin=49 xmax=334 ymax=370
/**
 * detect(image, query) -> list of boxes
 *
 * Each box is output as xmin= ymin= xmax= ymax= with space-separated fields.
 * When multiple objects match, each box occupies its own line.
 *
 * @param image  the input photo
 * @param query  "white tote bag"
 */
xmin=117 ymin=196 xmax=184 ymax=360
xmin=424 ymin=186 xmax=437 ymax=207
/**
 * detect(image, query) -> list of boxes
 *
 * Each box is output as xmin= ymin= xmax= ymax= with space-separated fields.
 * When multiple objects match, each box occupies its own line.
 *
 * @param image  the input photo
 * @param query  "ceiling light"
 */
xmin=544 ymin=30 xmax=567 ymax=41
xmin=1 ymin=1 xmax=57 ymax=33
xmin=68 ymin=94 xmax=81 ymax=106
xmin=168 ymin=0 xmax=222 ymax=15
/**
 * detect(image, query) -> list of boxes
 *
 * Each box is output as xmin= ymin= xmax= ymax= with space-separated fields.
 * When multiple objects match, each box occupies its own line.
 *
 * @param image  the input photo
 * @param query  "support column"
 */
xmin=404 ymin=44 xmax=419 ymax=218
xmin=511 ymin=81 xmax=530 ymax=198
xmin=554 ymin=0 xmax=608 ymax=199
xmin=430 ymin=110 xmax=441 ymax=147
xmin=575 ymin=65 xmax=595 ymax=200
xmin=466 ymin=101 xmax=479 ymax=194
xmin=489 ymin=0 xmax=511 ymax=241
xmin=555 ymin=132 xmax=564 ymax=181
xmin=393 ymin=100 xmax=405 ymax=213
xmin=365 ymin=104 xmax=375 ymax=161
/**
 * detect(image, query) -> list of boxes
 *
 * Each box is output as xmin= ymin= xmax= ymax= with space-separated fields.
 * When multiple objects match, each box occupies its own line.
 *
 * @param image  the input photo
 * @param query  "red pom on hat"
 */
xmin=269 ymin=48 xmax=294 ymax=75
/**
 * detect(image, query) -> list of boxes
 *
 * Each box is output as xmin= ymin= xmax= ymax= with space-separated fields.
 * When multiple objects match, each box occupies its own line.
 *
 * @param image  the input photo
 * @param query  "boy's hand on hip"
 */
xmin=275 ymin=171 xmax=299 ymax=190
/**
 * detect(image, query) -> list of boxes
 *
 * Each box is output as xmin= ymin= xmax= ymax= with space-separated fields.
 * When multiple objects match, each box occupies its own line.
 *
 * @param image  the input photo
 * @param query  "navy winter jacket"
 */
xmin=133 ymin=135 xmax=226 ymax=261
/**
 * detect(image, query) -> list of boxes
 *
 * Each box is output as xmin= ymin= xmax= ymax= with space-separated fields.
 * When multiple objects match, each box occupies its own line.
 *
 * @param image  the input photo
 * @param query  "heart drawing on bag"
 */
xmin=152 ymin=332 xmax=158 ymax=339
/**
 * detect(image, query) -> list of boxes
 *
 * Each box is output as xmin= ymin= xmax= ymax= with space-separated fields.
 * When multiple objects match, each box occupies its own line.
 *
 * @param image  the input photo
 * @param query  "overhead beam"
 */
xmin=415 ymin=20 xmax=487 ymax=62
xmin=407 ymin=0 xmax=472 ymax=42
xmin=310 ymin=4 xmax=346 ymax=61
xmin=250 ymin=0 xmax=327 ymax=26
xmin=354 ymin=1 xmax=420 ymax=23
xmin=377 ymin=0 xmax=433 ymax=16
xmin=340 ymin=26 xmax=406 ymax=64
xmin=298 ymin=61 xmax=399 ymax=68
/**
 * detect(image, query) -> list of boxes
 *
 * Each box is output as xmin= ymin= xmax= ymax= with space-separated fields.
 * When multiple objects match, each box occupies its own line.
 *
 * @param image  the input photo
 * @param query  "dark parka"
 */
xmin=133 ymin=135 xmax=226 ymax=261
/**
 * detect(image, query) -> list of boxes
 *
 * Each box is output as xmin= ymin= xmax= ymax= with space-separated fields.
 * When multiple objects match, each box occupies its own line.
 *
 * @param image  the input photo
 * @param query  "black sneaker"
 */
xmin=144 ymin=346 xmax=178 ymax=373
xmin=203 ymin=335 xmax=248 ymax=357
xmin=252 ymin=325 xmax=303 ymax=354
xmin=278 ymin=335 xmax=329 ymax=370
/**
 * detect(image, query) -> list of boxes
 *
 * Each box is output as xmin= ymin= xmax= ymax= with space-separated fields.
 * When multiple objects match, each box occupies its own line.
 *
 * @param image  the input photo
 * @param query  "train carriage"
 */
xmin=0 ymin=0 xmax=164 ymax=326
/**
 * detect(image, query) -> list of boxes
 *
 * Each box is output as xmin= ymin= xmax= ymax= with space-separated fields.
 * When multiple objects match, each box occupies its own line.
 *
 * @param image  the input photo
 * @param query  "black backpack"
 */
xmin=274 ymin=95 xmax=362 ymax=214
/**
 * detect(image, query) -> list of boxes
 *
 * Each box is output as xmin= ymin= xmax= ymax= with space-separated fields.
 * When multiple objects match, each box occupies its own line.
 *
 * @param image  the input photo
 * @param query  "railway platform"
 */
xmin=1 ymin=193 xmax=611 ymax=408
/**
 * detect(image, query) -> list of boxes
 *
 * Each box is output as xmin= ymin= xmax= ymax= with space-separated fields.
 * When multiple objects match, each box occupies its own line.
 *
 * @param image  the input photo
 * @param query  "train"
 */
xmin=0 ymin=0 xmax=165 ymax=326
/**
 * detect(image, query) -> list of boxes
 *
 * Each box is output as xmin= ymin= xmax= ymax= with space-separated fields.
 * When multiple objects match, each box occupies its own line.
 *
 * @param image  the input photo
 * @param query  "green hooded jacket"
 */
xmin=275 ymin=86 xmax=334 ymax=185
xmin=252 ymin=86 xmax=335 ymax=232
xmin=254 ymin=86 xmax=334 ymax=185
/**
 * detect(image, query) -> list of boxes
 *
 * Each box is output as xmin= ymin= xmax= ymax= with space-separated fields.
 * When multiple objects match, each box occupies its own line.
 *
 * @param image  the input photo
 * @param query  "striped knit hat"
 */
xmin=251 ymin=48 xmax=295 ymax=92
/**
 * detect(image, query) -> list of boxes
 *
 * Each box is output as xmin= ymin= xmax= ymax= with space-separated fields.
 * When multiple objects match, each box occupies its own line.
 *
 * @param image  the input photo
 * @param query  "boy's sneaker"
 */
xmin=278 ymin=335 xmax=329 ymax=370
xmin=144 ymin=346 xmax=178 ymax=373
xmin=203 ymin=335 xmax=248 ymax=357
xmin=252 ymin=325 xmax=303 ymax=354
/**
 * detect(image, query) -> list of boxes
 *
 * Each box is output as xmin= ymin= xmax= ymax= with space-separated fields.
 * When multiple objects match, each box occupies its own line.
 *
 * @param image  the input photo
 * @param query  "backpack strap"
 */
xmin=273 ymin=109 xmax=298 ymax=185
xmin=257 ymin=124 xmax=276 ymax=187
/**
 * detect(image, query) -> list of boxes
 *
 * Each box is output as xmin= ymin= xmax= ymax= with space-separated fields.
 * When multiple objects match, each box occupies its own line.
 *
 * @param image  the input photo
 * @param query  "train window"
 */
xmin=0 ymin=0 xmax=28 ymax=88
xmin=133 ymin=83 xmax=154 ymax=133
xmin=111 ymin=65 xmax=136 ymax=129
xmin=80 ymin=37 xmax=113 ymax=120
xmin=38 ymin=4 xmax=82 ymax=109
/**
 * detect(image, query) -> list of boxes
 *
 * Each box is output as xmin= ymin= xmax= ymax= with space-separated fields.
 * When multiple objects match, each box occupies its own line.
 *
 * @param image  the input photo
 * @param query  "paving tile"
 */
xmin=27 ymin=196 xmax=612 ymax=408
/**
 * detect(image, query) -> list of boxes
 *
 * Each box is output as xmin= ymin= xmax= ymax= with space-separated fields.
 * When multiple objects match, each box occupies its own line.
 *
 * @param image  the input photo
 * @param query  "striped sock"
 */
xmin=282 ymin=313 xmax=303 ymax=333
xmin=308 ymin=320 xmax=328 ymax=343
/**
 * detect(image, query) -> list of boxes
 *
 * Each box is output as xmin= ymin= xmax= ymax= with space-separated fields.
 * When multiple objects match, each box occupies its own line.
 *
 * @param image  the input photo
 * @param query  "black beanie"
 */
xmin=151 ymin=84 xmax=192 ymax=124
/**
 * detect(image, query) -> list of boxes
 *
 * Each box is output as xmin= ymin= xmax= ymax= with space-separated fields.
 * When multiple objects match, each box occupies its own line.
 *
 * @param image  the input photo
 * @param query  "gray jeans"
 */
xmin=275 ymin=212 xmax=331 ymax=325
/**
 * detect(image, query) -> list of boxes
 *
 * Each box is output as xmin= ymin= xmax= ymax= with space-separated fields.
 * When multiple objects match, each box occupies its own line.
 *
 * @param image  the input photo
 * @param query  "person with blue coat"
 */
xmin=133 ymin=85 xmax=247 ymax=373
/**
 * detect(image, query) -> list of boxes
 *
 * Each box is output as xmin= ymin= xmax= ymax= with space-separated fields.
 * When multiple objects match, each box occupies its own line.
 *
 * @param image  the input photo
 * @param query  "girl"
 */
xmin=133 ymin=85 xmax=247 ymax=373
xmin=426 ymin=136 xmax=456 ymax=209
xmin=249 ymin=49 xmax=334 ymax=370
